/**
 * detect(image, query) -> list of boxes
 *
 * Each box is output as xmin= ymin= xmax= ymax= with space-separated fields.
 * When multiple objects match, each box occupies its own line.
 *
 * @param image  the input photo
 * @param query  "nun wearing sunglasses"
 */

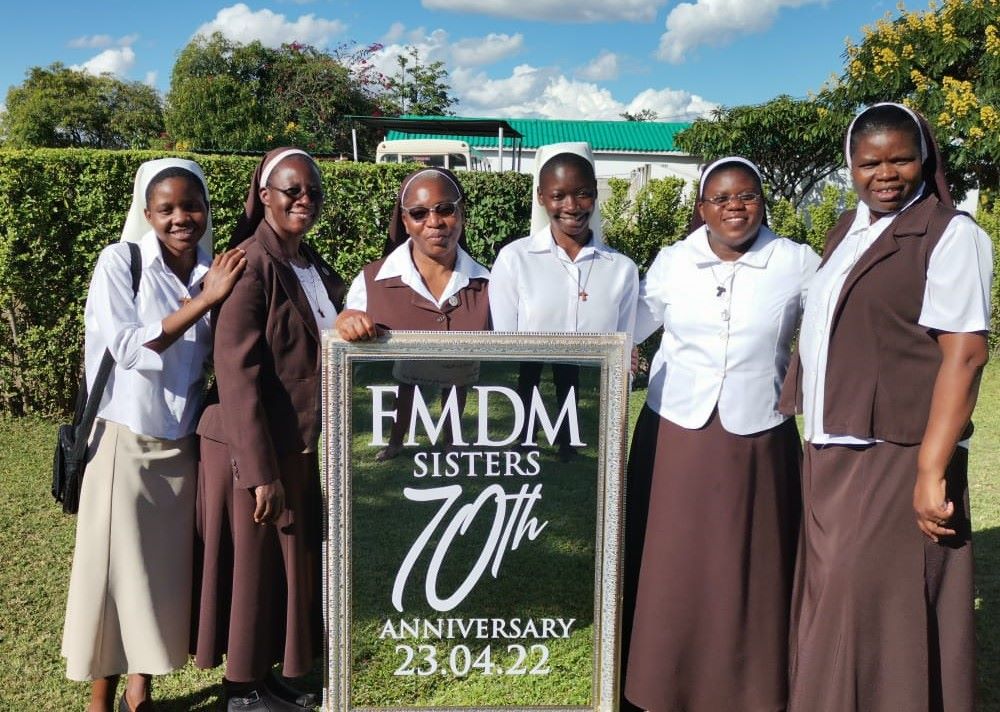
xmin=335 ymin=166 xmax=491 ymax=460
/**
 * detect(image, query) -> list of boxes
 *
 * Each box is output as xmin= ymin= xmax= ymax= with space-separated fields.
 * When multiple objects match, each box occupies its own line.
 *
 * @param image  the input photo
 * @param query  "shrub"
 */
xmin=0 ymin=149 xmax=531 ymax=415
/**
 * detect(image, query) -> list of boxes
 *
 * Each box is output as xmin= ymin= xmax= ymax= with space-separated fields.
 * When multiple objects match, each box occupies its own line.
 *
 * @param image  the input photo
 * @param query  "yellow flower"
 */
xmin=939 ymin=111 xmax=952 ymax=125
xmin=902 ymin=43 xmax=915 ymax=59
xmin=981 ymin=105 xmax=1000 ymax=130
xmin=874 ymin=46 xmax=899 ymax=77
xmin=906 ymin=11 xmax=923 ymax=31
xmin=849 ymin=59 xmax=866 ymax=79
xmin=910 ymin=68 xmax=932 ymax=91
xmin=942 ymin=76 xmax=979 ymax=117
xmin=968 ymin=126 xmax=985 ymax=140
xmin=987 ymin=25 xmax=1000 ymax=55
xmin=941 ymin=22 xmax=957 ymax=42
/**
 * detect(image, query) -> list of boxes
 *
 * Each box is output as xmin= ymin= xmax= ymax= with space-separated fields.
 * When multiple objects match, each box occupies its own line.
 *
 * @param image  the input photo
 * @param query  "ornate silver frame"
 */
xmin=322 ymin=331 xmax=629 ymax=712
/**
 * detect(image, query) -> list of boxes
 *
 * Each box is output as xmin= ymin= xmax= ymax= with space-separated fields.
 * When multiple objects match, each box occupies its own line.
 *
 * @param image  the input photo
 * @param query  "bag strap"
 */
xmin=72 ymin=242 xmax=142 ymax=457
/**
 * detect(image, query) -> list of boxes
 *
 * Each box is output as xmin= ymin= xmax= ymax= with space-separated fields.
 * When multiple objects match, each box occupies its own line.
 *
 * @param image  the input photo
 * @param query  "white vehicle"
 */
xmin=375 ymin=139 xmax=492 ymax=171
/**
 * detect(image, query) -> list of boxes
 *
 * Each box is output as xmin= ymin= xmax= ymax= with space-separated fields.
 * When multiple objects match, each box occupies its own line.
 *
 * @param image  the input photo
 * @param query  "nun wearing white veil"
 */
xmin=61 ymin=158 xmax=245 ymax=712
xmin=489 ymin=141 xmax=639 ymax=460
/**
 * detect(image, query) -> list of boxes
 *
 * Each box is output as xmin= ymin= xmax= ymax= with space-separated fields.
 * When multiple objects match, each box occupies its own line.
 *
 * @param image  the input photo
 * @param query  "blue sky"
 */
xmin=1 ymin=0 xmax=900 ymax=121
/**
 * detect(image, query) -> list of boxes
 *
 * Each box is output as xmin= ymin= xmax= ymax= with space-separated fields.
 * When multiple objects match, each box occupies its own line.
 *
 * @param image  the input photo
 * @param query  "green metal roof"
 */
xmin=385 ymin=116 xmax=690 ymax=153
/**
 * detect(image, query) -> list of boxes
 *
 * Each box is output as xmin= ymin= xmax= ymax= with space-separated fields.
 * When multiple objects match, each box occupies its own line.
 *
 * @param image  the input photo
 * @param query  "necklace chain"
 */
xmin=709 ymin=262 xmax=737 ymax=322
xmin=559 ymin=256 xmax=596 ymax=301
xmin=298 ymin=261 xmax=326 ymax=318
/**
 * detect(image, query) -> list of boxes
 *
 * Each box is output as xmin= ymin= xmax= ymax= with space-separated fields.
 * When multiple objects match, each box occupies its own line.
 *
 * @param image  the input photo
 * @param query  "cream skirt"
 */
xmin=61 ymin=419 xmax=196 ymax=681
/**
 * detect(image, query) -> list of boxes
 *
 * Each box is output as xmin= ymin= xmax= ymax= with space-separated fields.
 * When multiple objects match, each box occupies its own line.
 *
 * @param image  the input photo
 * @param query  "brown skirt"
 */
xmin=788 ymin=442 xmax=975 ymax=712
xmin=623 ymin=407 xmax=802 ymax=712
xmin=192 ymin=433 xmax=323 ymax=682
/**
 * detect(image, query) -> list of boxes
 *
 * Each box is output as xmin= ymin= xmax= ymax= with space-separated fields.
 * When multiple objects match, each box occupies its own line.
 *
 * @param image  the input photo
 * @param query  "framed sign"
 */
xmin=322 ymin=332 xmax=629 ymax=711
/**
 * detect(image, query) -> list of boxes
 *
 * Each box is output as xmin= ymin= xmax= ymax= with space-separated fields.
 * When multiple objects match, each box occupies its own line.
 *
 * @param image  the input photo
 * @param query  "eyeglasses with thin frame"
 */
xmin=702 ymin=192 xmax=761 ymax=206
xmin=400 ymin=198 xmax=463 ymax=222
xmin=266 ymin=183 xmax=324 ymax=202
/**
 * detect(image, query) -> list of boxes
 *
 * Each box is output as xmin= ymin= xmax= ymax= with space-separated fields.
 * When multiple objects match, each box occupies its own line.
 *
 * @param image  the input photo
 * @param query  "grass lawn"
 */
xmin=2 ymin=362 xmax=998 ymax=710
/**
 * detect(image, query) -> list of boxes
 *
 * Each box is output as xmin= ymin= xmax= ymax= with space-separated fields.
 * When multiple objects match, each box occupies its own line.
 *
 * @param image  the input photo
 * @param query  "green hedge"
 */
xmin=2 ymin=149 xmax=997 ymax=416
xmin=0 ymin=149 xmax=531 ymax=415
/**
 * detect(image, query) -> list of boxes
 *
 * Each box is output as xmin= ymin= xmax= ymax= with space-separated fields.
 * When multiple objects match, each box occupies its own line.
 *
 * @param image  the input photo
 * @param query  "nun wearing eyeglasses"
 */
xmin=621 ymin=157 xmax=819 ymax=712
xmin=335 ymin=166 xmax=491 ymax=461
xmin=193 ymin=147 xmax=346 ymax=711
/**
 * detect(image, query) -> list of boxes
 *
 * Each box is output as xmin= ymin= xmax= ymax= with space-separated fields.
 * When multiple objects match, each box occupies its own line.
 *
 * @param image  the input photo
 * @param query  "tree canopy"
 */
xmin=674 ymin=95 xmax=852 ymax=208
xmin=388 ymin=46 xmax=456 ymax=116
xmin=164 ymin=36 xmax=459 ymax=154
xmin=833 ymin=0 xmax=1000 ymax=198
xmin=1 ymin=63 xmax=164 ymax=149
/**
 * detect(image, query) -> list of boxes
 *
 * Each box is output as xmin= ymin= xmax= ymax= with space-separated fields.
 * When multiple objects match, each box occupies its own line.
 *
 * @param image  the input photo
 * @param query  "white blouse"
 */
xmin=800 ymin=194 xmax=994 ymax=445
xmin=345 ymin=240 xmax=491 ymax=311
xmin=488 ymin=226 xmax=639 ymax=340
xmin=84 ymin=231 xmax=212 ymax=440
xmin=636 ymin=226 xmax=820 ymax=435
xmin=290 ymin=261 xmax=338 ymax=332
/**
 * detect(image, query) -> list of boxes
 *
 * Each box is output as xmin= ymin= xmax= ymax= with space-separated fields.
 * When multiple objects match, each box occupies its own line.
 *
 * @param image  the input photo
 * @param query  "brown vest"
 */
xmin=779 ymin=193 xmax=963 ymax=444
xmin=362 ymin=257 xmax=491 ymax=331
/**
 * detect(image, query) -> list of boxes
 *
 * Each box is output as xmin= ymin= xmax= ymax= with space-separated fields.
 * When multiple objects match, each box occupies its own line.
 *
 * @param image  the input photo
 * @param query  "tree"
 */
xmin=388 ymin=47 xmax=456 ymax=116
xmin=166 ymin=34 xmax=392 ymax=153
xmin=1 ymin=63 xmax=163 ymax=149
xmin=165 ymin=34 xmax=277 ymax=151
xmin=674 ymin=95 xmax=852 ymax=208
xmin=834 ymin=0 xmax=1000 ymax=199
xmin=620 ymin=109 xmax=659 ymax=122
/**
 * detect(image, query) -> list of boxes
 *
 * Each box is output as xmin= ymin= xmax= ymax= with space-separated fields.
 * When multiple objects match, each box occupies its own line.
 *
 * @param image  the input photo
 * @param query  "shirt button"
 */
xmin=436 ymin=315 xmax=446 ymax=323
xmin=448 ymin=295 xmax=460 ymax=307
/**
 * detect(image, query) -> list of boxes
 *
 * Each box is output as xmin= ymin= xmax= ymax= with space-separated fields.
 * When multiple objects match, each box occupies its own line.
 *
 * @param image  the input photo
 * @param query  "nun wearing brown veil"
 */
xmin=194 ymin=147 xmax=345 ymax=711
xmin=780 ymin=103 xmax=993 ymax=711
xmin=621 ymin=157 xmax=819 ymax=712
xmin=335 ymin=166 xmax=491 ymax=460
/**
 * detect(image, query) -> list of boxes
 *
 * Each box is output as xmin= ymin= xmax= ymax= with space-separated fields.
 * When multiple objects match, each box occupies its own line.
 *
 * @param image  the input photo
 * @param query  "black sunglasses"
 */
xmin=400 ymin=199 xmax=462 ymax=222
xmin=266 ymin=183 xmax=323 ymax=202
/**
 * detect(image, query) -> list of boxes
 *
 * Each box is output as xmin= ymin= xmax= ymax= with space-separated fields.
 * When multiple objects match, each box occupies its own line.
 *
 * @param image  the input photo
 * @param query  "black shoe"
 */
xmin=265 ymin=671 xmax=319 ymax=709
xmin=227 ymin=687 xmax=302 ymax=712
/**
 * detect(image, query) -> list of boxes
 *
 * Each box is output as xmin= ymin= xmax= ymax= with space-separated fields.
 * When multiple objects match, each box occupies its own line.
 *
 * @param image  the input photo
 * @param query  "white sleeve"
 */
xmin=85 ymin=244 xmax=163 ymax=371
xmin=918 ymin=215 xmax=993 ymax=333
xmin=487 ymin=248 xmax=520 ymax=331
xmin=633 ymin=248 xmax=670 ymax=345
xmin=345 ymin=271 xmax=368 ymax=311
xmin=616 ymin=260 xmax=640 ymax=349
xmin=799 ymin=243 xmax=822 ymax=309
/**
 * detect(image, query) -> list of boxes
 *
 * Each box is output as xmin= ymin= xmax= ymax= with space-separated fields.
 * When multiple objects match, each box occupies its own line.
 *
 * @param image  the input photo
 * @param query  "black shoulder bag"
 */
xmin=52 ymin=242 xmax=142 ymax=514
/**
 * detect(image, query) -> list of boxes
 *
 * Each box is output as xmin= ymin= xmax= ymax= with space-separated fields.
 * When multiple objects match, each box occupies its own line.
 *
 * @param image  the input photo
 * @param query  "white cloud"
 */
xmin=71 ymin=46 xmax=136 ymax=78
xmin=68 ymin=33 xmax=138 ymax=49
xmin=452 ymin=64 xmax=560 ymax=114
xmin=658 ymin=0 xmax=825 ymax=63
xmin=422 ymin=0 xmax=667 ymax=22
xmin=451 ymin=33 xmax=523 ymax=67
xmin=370 ymin=27 xmax=519 ymax=81
xmin=144 ymin=71 xmax=158 ymax=87
xmin=382 ymin=21 xmax=406 ymax=44
xmin=68 ymin=34 xmax=113 ymax=49
xmin=452 ymin=63 xmax=717 ymax=120
xmin=578 ymin=51 xmax=619 ymax=81
xmin=624 ymin=87 xmax=717 ymax=121
xmin=193 ymin=3 xmax=346 ymax=48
